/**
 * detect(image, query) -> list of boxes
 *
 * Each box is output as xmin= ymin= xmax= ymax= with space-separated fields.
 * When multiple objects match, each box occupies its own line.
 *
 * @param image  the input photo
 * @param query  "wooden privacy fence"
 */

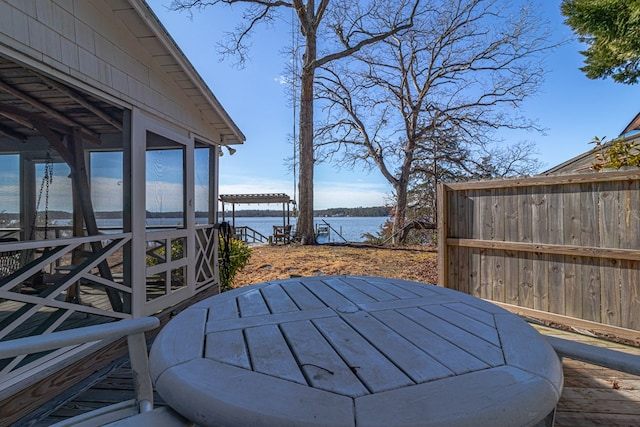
xmin=438 ymin=170 xmax=640 ymax=331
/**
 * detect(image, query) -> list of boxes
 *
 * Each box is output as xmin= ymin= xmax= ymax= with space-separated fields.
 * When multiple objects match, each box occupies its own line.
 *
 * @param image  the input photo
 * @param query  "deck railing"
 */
xmin=0 ymin=224 xmax=219 ymax=386
xmin=233 ymin=225 xmax=269 ymax=244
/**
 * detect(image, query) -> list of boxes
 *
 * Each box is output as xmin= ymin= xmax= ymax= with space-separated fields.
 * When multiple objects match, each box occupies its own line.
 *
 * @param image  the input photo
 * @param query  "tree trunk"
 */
xmin=393 ymin=182 xmax=407 ymax=244
xmin=296 ymin=30 xmax=317 ymax=244
xmin=391 ymin=143 xmax=413 ymax=244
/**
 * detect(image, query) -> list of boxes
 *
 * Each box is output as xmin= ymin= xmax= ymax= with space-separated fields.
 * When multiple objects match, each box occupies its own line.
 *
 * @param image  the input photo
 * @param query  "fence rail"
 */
xmin=438 ymin=170 xmax=640 ymax=331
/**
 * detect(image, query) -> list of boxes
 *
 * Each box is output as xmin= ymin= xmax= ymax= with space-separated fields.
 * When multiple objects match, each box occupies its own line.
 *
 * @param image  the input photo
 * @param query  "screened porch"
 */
xmin=0 ymin=59 xmax=222 ymax=389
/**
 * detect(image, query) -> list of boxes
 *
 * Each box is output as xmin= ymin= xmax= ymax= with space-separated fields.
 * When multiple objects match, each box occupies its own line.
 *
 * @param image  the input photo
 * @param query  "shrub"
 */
xmin=219 ymin=237 xmax=252 ymax=292
xmin=144 ymin=235 xmax=251 ymax=292
xmin=591 ymin=136 xmax=640 ymax=171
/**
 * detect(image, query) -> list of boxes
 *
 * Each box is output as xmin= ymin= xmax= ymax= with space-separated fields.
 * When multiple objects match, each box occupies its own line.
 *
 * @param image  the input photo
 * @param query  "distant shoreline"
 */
xmin=0 ymin=206 xmax=392 ymax=221
xmin=222 ymin=206 xmax=391 ymax=218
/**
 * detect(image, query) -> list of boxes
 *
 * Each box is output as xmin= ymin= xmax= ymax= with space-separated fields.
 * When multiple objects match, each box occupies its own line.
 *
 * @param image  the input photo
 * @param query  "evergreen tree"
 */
xmin=562 ymin=0 xmax=640 ymax=84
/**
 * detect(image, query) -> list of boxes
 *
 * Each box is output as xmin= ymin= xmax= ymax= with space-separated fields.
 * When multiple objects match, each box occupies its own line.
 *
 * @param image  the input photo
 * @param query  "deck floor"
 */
xmin=28 ymin=325 xmax=640 ymax=427
xmin=533 ymin=325 xmax=640 ymax=427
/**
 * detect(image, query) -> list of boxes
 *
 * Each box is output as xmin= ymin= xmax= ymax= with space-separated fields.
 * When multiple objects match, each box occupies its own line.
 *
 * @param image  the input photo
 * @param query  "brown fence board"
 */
xmin=531 ymin=192 xmax=548 ymax=311
xmin=491 ymin=188 xmax=506 ymax=303
xmin=600 ymin=258 xmax=621 ymax=326
xmin=623 ymin=261 xmax=640 ymax=330
xmin=438 ymin=172 xmax=640 ymax=332
xmin=582 ymin=257 xmax=601 ymax=323
xmin=455 ymin=190 xmax=470 ymax=294
xmin=479 ymin=189 xmax=493 ymax=300
xmin=548 ymin=185 xmax=565 ymax=315
xmin=503 ymin=189 xmax=519 ymax=305
xmin=581 ymin=187 xmax=601 ymax=323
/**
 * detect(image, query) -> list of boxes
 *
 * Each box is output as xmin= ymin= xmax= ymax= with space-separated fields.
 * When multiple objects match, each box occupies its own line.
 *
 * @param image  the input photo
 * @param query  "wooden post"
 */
xmin=437 ymin=183 xmax=447 ymax=288
xmin=67 ymin=128 xmax=123 ymax=312
xmin=67 ymin=173 xmax=84 ymax=303
xmin=232 ymin=203 xmax=235 ymax=227
xmin=19 ymin=154 xmax=35 ymax=242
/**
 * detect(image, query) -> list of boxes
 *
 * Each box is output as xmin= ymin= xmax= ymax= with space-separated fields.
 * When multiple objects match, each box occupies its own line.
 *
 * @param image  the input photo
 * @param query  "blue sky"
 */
xmin=145 ymin=1 xmax=640 ymax=209
xmin=4 ymin=1 xmax=632 ymax=214
xmin=1 ymin=2 xmax=637 ymax=213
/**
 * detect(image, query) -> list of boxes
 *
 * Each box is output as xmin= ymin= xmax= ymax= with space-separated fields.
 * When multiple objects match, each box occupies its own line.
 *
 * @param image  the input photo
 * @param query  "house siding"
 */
xmin=0 ymin=0 xmax=224 ymax=143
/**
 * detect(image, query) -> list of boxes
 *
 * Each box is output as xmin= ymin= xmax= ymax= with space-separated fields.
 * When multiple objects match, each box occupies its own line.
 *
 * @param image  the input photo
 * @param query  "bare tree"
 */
xmin=169 ymin=0 xmax=418 ymax=244
xmin=315 ymin=0 xmax=553 ymax=243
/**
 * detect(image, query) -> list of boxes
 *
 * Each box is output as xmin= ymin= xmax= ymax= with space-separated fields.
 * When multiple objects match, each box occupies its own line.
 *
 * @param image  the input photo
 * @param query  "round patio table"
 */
xmin=150 ymin=275 xmax=563 ymax=427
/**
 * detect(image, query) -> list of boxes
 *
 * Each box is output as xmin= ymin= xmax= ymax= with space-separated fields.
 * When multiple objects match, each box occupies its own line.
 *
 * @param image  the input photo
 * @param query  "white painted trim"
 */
xmin=146 ymin=258 xmax=188 ymax=277
xmin=0 ymin=342 xmax=103 ymax=397
xmin=142 ymin=286 xmax=193 ymax=317
xmin=184 ymin=134 xmax=196 ymax=298
xmin=0 ymin=318 xmax=156 ymax=400
xmin=190 ymin=132 xmax=217 ymax=148
xmin=213 ymin=145 xmax=221 ymax=284
xmin=130 ymin=107 xmax=148 ymax=317
xmin=128 ymin=0 xmax=245 ymax=143
xmin=130 ymin=108 xmax=207 ymax=316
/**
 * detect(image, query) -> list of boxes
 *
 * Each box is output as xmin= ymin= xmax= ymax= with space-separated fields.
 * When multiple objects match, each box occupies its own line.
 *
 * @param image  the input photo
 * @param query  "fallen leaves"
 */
xmin=232 ymin=243 xmax=438 ymax=288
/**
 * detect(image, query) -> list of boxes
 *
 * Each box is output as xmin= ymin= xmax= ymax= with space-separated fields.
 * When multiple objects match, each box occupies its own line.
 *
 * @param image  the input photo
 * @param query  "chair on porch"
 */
xmin=0 ymin=237 xmax=21 ymax=279
xmin=272 ymin=224 xmax=292 ymax=244
xmin=0 ymin=237 xmax=33 ymax=296
xmin=0 ymin=238 xmax=82 ymax=299
xmin=0 ymin=317 xmax=193 ymax=426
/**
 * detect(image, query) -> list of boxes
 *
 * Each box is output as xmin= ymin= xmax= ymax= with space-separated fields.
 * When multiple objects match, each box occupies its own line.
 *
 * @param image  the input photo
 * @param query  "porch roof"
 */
xmin=0 ymin=54 xmax=124 ymax=145
xmin=130 ymin=0 xmax=245 ymax=145
xmin=0 ymin=0 xmax=244 ymax=149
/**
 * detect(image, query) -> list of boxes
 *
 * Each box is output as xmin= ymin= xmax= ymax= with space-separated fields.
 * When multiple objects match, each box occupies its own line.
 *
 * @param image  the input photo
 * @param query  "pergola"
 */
xmin=219 ymin=193 xmax=293 ymax=227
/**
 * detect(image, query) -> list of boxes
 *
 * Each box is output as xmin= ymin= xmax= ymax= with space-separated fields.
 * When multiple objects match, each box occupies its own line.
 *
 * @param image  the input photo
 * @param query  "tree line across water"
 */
xmin=220 ymin=206 xmax=391 ymax=218
xmin=0 ymin=206 xmax=392 ymax=222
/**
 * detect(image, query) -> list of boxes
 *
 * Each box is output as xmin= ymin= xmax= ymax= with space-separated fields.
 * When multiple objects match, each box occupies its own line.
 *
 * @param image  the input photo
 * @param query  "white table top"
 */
xmin=150 ymin=276 xmax=563 ymax=427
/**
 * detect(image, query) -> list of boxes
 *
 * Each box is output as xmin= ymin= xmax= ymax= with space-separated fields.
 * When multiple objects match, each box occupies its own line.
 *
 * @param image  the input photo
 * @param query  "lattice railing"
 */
xmin=0 ymin=233 xmax=131 ymax=380
xmin=195 ymin=225 xmax=217 ymax=290
xmin=0 ymin=225 xmax=220 ymax=380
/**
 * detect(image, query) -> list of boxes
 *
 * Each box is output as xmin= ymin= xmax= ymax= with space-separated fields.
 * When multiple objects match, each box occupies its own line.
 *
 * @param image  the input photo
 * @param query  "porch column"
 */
xmin=130 ymin=108 xmax=147 ymax=317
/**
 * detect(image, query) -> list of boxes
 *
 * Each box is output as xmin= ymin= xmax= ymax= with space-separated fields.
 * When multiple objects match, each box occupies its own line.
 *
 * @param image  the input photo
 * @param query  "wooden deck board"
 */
xmin=29 ymin=324 xmax=640 ymax=426
xmin=28 ymin=360 xmax=167 ymax=427
xmin=531 ymin=325 xmax=640 ymax=426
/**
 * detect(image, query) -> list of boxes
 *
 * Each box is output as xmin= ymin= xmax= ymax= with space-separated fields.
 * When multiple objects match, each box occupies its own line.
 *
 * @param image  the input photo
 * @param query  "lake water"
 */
xmin=226 ymin=217 xmax=389 ymax=243
xmin=55 ymin=216 xmax=389 ymax=243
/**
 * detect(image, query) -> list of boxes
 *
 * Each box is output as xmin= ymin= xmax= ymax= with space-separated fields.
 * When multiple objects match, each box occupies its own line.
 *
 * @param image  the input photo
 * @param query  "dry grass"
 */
xmin=232 ymin=243 xmax=439 ymax=288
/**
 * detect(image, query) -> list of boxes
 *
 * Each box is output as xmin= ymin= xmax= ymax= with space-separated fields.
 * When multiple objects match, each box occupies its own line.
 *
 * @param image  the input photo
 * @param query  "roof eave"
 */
xmin=128 ymin=0 xmax=246 ymax=145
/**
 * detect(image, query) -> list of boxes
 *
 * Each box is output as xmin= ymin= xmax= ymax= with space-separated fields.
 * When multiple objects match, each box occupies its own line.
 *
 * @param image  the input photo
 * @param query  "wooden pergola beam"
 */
xmin=38 ymin=74 xmax=123 ymax=132
xmin=219 ymin=193 xmax=292 ymax=228
xmin=0 ymin=109 xmax=34 ymax=130
xmin=32 ymin=122 xmax=74 ymax=166
xmin=0 ymin=123 xmax=26 ymax=142
xmin=219 ymin=193 xmax=291 ymax=204
xmin=0 ymin=103 xmax=101 ymax=146
xmin=0 ymin=77 xmax=101 ymax=141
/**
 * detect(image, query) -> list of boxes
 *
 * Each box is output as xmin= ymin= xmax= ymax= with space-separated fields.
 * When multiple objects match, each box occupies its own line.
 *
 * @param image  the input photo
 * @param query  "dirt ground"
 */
xmin=232 ymin=243 xmax=439 ymax=288
xmin=231 ymin=242 xmax=640 ymax=348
